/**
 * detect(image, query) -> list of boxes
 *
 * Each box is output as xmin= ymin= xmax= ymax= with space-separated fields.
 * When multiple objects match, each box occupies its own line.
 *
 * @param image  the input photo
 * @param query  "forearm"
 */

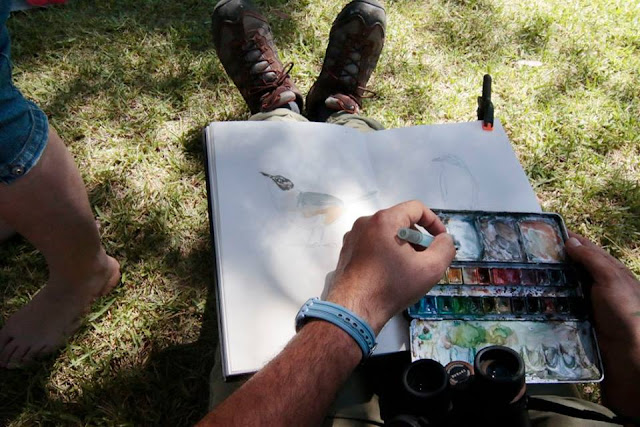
xmin=198 ymin=320 xmax=361 ymax=426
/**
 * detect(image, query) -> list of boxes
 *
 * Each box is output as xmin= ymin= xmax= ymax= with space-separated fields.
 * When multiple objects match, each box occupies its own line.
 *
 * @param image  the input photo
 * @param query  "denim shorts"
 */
xmin=0 ymin=2 xmax=49 ymax=184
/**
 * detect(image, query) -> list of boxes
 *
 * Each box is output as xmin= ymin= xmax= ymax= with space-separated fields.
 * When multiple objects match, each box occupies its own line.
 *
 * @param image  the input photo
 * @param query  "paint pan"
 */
xmin=452 ymin=297 xmax=468 ymax=314
xmin=410 ymin=296 xmax=437 ymax=316
xmin=555 ymin=298 xmax=570 ymax=314
xmin=526 ymin=297 xmax=542 ymax=314
xmin=469 ymin=297 xmax=484 ymax=315
xmin=462 ymin=267 xmax=479 ymax=284
xmin=549 ymin=269 xmax=564 ymax=286
xmin=542 ymin=298 xmax=556 ymax=314
xmin=447 ymin=267 xmax=463 ymax=284
xmin=478 ymin=217 xmax=524 ymax=262
xmin=536 ymin=269 xmax=551 ymax=286
xmin=511 ymin=297 xmax=526 ymax=314
xmin=477 ymin=267 xmax=491 ymax=284
xmin=482 ymin=298 xmax=497 ymax=314
xmin=519 ymin=219 xmax=565 ymax=263
xmin=491 ymin=268 xmax=521 ymax=285
xmin=444 ymin=215 xmax=484 ymax=261
xmin=437 ymin=296 xmax=454 ymax=314
xmin=520 ymin=269 xmax=538 ymax=285
xmin=496 ymin=297 xmax=512 ymax=314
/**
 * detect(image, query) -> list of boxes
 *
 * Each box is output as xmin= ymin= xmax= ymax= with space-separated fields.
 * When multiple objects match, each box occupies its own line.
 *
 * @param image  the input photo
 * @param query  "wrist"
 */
xmin=296 ymin=298 xmax=378 ymax=361
xmin=325 ymin=285 xmax=389 ymax=336
xmin=298 ymin=319 xmax=362 ymax=365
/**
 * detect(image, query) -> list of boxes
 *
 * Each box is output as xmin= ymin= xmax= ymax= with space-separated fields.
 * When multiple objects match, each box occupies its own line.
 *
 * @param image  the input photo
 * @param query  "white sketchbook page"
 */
xmin=367 ymin=119 xmax=541 ymax=212
xmin=369 ymin=119 xmax=541 ymax=355
xmin=208 ymin=121 xmax=380 ymax=376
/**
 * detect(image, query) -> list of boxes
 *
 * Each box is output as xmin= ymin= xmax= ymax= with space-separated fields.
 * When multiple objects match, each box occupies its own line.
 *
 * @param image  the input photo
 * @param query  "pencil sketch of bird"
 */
xmin=259 ymin=171 xmax=347 ymax=246
xmin=432 ymin=154 xmax=479 ymax=209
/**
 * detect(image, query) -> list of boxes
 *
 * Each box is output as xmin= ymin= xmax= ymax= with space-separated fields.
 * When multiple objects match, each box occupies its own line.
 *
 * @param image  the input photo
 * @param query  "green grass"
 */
xmin=1 ymin=0 xmax=638 ymax=424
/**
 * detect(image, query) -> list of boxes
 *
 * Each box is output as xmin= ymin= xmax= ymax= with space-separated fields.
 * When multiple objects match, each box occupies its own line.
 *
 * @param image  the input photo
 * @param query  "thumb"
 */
xmin=565 ymin=235 xmax=616 ymax=283
xmin=419 ymin=233 xmax=456 ymax=275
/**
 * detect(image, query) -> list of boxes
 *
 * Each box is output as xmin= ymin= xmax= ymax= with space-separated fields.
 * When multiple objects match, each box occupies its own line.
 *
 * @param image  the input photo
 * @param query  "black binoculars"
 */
xmin=372 ymin=345 xmax=530 ymax=427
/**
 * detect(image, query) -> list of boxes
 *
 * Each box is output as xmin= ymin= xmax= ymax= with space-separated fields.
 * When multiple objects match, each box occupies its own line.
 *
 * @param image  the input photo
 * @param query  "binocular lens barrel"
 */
xmin=388 ymin=346 xmax=530 ymax=426
xmin=403 ymin=359 xmax=448 ymax=397
xmin=474 ymin=346 xmax=526 ymax=404
xmin=401 ymin=359 xmax=451 ymax=418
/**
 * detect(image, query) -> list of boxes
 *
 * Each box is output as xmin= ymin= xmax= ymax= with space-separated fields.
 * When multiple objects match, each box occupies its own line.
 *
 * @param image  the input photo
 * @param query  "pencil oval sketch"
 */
xmin=432 ymin=154 xmax=479 ymax=209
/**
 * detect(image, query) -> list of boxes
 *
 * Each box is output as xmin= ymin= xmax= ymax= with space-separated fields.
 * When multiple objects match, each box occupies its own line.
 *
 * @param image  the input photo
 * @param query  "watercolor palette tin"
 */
xmin=408 ymin=211 xmax=603 ymax=383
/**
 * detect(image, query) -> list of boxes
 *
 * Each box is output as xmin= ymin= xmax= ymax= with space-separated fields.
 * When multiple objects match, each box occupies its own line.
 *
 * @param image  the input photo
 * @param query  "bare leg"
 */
xmin=0 ymin=128 xmax=120 ymax=368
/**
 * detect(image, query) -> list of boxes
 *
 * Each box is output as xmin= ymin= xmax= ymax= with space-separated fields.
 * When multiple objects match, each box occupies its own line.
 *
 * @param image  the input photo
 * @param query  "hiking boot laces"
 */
xmin=241 ymin=32 xmax=297 ymax=111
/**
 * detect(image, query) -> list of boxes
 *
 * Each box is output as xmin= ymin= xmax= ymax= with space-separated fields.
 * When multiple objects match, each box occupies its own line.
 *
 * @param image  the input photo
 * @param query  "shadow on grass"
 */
xmin=7 ymin=0 xmax=313 ymax=127
xmin=586 ymin=174 xmax=640 ymax=253
xmin=0 ymin=210 xmax=220 ymax=425
xmin=61 ymin=277 xmax=220 ymax=425
xmin=0 ymin=360 xmax=57 ymax=424
xmin=0 ymin=281 xmax=219 ymax=426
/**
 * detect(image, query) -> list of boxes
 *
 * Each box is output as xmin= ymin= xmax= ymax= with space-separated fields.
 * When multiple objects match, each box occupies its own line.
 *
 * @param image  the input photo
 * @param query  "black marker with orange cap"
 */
xmin=477 ymin=74 xmax=494 ymax=131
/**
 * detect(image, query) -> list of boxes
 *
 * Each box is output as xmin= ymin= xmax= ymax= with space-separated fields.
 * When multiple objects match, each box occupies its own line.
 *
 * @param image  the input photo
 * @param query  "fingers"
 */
xmin=417 ymin=233 xmax=456 ymax=274
xmin=566 ymin=232 xmax=620 ymax=282
xmin=392 ymin=200 xmax=446 ymax=235
xmin=568 ymin=231 xmax=601 ymax=250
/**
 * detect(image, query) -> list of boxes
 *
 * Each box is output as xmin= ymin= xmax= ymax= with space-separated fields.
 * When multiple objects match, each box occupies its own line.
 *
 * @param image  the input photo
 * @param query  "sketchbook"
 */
xmin=203 ymin=119 xmax=542 ymax=378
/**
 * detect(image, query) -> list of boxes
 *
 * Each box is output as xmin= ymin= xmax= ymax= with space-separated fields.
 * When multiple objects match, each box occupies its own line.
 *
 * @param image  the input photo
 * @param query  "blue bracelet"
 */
xmin=295 ymin=298 xmax=377 ymax=360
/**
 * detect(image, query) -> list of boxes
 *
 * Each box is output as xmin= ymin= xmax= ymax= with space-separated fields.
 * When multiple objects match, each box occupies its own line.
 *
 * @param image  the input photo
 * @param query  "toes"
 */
xmin=7 ymin=345 xmax=31 ymax=368
xmin=21 ymin=345 xmax=46 ymax=365
xmin=0 ymin=217 xmax=16 ymax=242
xmin=0 ymin=341 xmax=20 ymax=368
xmin=0 ymin=329 xmax=12 ymax=349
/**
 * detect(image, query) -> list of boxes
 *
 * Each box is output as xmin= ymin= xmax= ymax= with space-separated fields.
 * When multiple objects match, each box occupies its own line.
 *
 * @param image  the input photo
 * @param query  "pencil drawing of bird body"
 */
xmin=260 ymin=171 xmax=345 ymax=246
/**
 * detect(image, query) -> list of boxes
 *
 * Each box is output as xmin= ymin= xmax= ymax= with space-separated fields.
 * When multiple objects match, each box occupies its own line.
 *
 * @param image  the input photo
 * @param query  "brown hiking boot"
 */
xmin=306 ymin=0 xmax=386 ymax=122
xmin=212 ymin=0 xmax=303 ymax=114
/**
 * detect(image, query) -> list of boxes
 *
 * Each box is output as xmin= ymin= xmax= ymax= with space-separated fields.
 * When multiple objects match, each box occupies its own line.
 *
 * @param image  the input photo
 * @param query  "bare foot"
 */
xmin=0 ymin=255 xmax=120 ymax=368
xmin=0 ymin=218 xmax=16 ymax=243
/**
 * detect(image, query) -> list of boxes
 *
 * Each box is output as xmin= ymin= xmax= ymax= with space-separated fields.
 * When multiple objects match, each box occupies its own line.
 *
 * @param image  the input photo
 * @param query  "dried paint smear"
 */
xmin=410 ymin=319 xmax=601 ymax=382
xmin=444 ymin=215 xmax=483 ymax=261
xmin=519 ymin=219 xmax=565 ymax=263
xmin=478 ymin=217 xmax=524 ymax=262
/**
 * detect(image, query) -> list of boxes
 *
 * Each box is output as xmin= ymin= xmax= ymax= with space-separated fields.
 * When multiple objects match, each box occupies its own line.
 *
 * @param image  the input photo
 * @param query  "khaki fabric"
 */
xmin=529 ymin=396 xmax=618 ymax=427
xmin=326 ymin=111 xmax=384 ymax=132
xmin=248 ymin=108 xmax=310 ymax=123
xmin=249 ymin=108 xmax=384 ymax=132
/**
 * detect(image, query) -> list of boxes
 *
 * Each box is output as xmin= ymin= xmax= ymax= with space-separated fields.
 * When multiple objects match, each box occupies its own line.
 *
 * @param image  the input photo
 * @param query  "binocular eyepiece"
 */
xmin=380 ymin=346 xmax=530 ymax=427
